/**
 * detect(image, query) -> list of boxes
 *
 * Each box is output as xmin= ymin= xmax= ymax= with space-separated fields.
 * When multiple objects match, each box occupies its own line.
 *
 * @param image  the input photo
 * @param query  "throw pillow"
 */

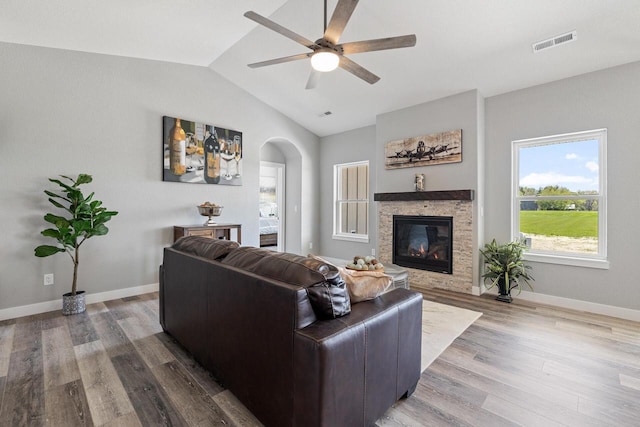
xmin=338 ymin=267 xmax=392 ymax=302
xmin=309 ymin=255 xmax=392 ymax=303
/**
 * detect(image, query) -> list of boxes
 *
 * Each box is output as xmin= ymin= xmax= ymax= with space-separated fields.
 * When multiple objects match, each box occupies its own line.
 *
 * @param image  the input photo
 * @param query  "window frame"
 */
xmin=511 ymin=128 xmax=608 ymax=269
xmin=333 ymin=160 xmax=370 ymax=243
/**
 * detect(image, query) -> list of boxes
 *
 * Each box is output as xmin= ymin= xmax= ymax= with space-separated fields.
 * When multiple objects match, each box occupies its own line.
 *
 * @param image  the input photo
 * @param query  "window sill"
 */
xmin=332 ymin=234 xmax=369 ymax=244
xmin=524 ymin=252 xmax=609 ymax=269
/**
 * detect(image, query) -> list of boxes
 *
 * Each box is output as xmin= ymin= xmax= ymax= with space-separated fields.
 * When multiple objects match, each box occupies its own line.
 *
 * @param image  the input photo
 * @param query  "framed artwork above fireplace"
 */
xmin=384 ymin=129 xmax=462 ymax=169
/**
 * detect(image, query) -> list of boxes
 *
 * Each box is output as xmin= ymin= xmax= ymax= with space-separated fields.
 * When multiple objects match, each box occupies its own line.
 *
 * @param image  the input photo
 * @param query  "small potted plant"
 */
xmin=479 ymin=238 xmax=534 ymax=303
xmin=34 ymin=174 xmax=118 ymax=315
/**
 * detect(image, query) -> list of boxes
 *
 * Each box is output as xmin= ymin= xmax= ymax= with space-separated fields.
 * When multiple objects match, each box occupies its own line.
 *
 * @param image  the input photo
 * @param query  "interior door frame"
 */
xmin=260 ymin=161 xmax=285 ymax=251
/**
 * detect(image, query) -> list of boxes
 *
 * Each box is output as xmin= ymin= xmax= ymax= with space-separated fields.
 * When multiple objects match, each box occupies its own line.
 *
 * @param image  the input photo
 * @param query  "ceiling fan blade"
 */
xmin=248 ymin=53 xmax=311 ymax=68
xmin=244 ymin=11 xmax=318 ymax=49
xmin=324 ymin=0 xmax=359 ymax=45
xmin=339 ymin=34 xmax=417 ymax=55
xmin=339 ymin=56 xmax=380 ymax=84
xmin=305 ymin=69 xmax=321 ymax=90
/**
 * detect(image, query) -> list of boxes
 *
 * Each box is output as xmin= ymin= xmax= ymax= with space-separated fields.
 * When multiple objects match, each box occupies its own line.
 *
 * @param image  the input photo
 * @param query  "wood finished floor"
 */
xmin=0 ymin=290 xmax=638 ymax=426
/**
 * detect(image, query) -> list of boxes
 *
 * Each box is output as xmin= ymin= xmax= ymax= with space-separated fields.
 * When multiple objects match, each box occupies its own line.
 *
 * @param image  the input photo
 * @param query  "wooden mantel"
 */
xmin=373 ymin=189 xmax=474 ymax=202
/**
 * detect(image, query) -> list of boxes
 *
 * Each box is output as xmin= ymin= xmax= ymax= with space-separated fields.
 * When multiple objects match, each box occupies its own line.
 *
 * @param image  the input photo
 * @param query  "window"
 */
xmin=333 ymin=161 xmax=369 ymax=242
xmin=512 ymin=129 xmax=607 ymax=268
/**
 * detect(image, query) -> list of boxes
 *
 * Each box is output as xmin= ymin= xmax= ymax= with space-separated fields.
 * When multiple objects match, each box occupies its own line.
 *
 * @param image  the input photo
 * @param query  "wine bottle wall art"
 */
xmin=162 ymin=116 xmax=242 ymax=186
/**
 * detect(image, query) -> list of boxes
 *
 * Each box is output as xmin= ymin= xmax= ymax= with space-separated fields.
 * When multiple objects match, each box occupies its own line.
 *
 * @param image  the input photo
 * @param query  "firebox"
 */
xmin=392 ymin=215 xmax=453 ymax=274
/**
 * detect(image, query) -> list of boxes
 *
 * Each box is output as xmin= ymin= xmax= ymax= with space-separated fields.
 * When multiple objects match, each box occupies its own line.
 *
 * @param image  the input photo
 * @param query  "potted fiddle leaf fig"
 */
xmin=479 ymin=238 xmax=534 ymax=303
xmin=34 ymin=174 xmax=118 ymax=315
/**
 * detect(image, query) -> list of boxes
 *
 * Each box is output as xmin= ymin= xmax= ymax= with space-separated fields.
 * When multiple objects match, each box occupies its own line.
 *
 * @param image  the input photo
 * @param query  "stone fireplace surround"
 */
xmin=374 ymin=190 xmax=474 ymax=294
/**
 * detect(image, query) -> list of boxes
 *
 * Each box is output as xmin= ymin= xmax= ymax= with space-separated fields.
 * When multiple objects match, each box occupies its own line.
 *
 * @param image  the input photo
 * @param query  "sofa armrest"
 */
xmin=293 ymin=289 xmax=423 ymax=427
xmin=161 ymin=247 xmax=315 ymax=427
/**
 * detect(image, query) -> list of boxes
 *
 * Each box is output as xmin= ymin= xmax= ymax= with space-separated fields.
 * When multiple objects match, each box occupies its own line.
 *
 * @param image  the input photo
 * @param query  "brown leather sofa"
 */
xmin=160 ymin=237 xmax=423 ymax=427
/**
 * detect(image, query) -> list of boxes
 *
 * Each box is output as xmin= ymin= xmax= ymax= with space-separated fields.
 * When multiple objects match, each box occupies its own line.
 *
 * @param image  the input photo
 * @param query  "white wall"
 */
xmin=485 ymin=61 xmax=640 ymax=310
xmin=0 ymin=42 xmax=320 ymax=310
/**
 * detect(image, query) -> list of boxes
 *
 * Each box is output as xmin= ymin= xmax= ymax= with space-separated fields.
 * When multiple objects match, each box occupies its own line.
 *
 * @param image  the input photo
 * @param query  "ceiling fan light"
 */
xmin=311 ymin=50 xmax=339 ymax=72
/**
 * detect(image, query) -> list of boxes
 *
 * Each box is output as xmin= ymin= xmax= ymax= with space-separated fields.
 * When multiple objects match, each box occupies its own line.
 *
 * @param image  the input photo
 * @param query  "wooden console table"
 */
xmin=174 ymin=224 xmax=242 ymax=244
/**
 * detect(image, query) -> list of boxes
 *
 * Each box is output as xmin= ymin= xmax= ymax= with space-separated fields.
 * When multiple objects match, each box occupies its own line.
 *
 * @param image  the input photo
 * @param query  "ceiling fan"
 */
xmin=244 ymin=0 xmax=417 ymax=89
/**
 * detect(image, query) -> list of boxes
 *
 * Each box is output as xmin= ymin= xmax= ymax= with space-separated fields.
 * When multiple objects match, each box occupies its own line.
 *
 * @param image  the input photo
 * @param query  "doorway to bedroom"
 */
xmin=259 ymin=161 xmax=285 ymax=251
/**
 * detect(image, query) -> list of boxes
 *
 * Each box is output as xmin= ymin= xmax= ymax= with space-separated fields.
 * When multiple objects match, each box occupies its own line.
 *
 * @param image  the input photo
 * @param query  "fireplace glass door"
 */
xmin=392 ymin=215 xmax=453 ymax=274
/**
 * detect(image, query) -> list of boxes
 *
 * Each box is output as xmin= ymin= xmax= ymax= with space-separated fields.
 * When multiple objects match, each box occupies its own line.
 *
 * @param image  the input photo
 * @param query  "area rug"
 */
xmin=420 ymin=299 xmax=482 ymax=372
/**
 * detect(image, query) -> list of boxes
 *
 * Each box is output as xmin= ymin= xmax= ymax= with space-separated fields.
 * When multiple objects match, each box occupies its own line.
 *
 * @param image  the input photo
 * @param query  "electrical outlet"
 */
xmin=309 ymin=242 xmax=313 ymax=249
xmin=44 ymin=273 xmax=54 ymax=286
xmin=371 ymin=248 xmax=375 ymax=256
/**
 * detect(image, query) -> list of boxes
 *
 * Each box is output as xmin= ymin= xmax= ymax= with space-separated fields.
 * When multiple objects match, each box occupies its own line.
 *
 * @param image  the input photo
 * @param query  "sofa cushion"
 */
xmin=172 ymin=236 xmax=239 ymax=261
xmin=221 ymin=247 xmax=351 ymax=318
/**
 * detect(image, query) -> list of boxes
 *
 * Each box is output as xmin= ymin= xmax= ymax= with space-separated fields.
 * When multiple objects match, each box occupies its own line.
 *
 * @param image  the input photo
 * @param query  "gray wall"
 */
xmin=485 ymin=61 xmax=640 ymax=310
xmin=319 ymin=125 xmax=377 ymax=259
xmin=261 ymin=139 xmax=305 ymax=254
xmin=319 ymin=63 xmax=640 ymax=311
xmin=375 ymin=90 xmax=484 ymax=286
xmin=4 ymin=40 xmax=637 ymax=313
xmin=319 ymin=91 xmax=484 ymax=285
xmin=375 ymin=90 xmax=482 ymax=196
xmin=316 ymin=62 xmax=640 ymax=312
xmin=0 ymin=42 xmax=320 ymax=310
xmin=260 ymin=142 xmax=286 ymax=164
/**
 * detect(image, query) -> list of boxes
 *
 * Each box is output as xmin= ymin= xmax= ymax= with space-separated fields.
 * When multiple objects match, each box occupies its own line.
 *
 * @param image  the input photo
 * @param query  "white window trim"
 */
xmin=333 ymin=160 xmax=370 ymax=243
xmin=511 ymin=128 xmax=607 ymax=269
xmin=333 ymin=233 xmax=370 ymax=243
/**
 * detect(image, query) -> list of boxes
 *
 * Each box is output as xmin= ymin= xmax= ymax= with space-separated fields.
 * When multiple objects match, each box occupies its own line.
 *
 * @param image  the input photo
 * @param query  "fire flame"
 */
xmin=409 ymin=243 xmax=428 ymax=258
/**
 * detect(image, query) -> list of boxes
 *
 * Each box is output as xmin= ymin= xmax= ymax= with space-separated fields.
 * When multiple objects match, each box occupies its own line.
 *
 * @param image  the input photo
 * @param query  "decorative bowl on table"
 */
xmin=345 ymin=256 xmax=385 ymax=272
xmin=197 ymin=202 xmax=223 ymax=226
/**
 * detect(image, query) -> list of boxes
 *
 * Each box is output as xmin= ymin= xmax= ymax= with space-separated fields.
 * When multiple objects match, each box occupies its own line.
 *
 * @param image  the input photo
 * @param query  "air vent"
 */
xmin=532 ymin=30 xmax=577 ymax=53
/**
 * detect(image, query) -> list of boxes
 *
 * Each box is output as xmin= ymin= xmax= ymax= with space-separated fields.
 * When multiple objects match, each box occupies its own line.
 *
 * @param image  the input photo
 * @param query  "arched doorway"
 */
xmin=260 ymin=139 xmax=303 ymax=254
xmin=259 ymin=161 xmax=285 ymax=251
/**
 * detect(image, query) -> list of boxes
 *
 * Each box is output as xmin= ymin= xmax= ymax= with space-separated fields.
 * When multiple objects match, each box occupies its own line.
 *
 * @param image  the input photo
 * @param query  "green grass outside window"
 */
xmin=520 ymin=211 xmax=597 ymax=238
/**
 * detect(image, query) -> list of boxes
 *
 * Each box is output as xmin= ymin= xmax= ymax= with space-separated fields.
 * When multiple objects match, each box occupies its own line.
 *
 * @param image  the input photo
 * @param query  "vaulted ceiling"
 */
xmin=3 ymin=0 xmax=640 ymax=136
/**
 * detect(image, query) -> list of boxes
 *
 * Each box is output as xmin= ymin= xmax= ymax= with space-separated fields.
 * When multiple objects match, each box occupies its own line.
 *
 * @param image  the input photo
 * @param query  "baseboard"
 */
xmin=481 ymin=286 xmax=640 ymax=322
xmin=0 ymin=283 xmax=159 ymax=321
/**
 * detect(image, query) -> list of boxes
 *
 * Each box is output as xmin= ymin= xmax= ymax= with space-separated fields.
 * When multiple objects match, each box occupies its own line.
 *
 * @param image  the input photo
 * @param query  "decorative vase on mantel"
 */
xmin=414 ymin=173 xmax=425 ymax=191
xmin=495 ymin=277 xmax=513 ymax=303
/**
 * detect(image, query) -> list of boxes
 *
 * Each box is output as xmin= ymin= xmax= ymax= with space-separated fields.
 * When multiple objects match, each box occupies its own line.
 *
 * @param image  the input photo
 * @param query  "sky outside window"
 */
xmin=519 ymin=139 xmax=599 ymax=193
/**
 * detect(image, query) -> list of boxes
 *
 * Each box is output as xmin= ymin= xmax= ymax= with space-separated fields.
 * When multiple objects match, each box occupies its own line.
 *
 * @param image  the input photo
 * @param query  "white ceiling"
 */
xmin=3 ymin=0 xmax=640 ymax=137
